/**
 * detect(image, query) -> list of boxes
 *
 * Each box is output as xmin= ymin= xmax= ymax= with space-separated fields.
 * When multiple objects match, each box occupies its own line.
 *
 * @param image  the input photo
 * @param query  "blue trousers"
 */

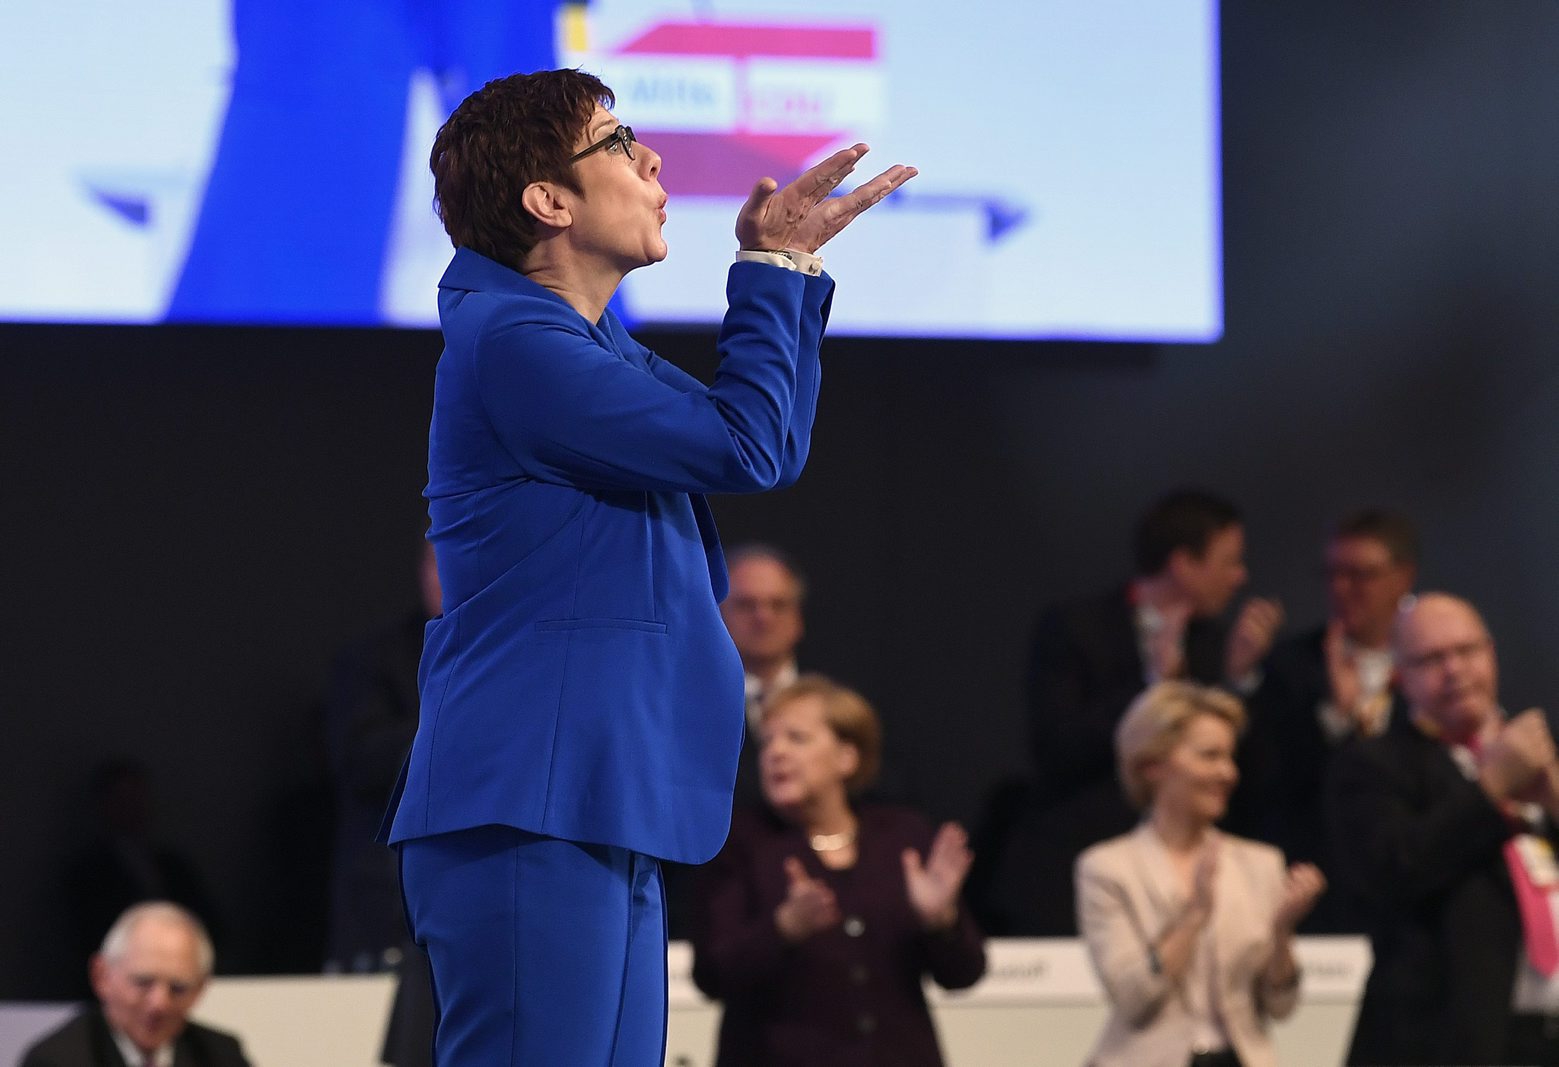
xmin=399 ymin=825 xmax=668 ymax=1066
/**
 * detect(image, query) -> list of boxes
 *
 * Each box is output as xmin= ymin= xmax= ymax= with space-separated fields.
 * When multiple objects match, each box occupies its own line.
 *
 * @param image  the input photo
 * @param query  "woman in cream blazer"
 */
xmin=1075 ymin=683 xmax=1325 ymax=1067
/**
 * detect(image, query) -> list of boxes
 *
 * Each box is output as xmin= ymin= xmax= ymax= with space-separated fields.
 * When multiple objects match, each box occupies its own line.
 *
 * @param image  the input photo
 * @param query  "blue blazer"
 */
xmin=385 ymin=249 xmax=831 ymax=864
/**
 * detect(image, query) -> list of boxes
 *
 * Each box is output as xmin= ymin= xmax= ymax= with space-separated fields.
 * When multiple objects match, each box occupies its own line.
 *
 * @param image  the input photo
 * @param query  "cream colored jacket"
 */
xmin=1075 ymin=825 xmax=1298 ymax=1067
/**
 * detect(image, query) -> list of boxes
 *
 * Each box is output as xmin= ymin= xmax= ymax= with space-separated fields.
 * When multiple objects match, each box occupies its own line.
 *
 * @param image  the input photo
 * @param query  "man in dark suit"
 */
xmin=1328 ymin=593 xmax=1559 ymax=1066
xmin=720 ymin=544 xmax=807 ymax=809
xmin=991 ymin=490 xmax=1281 ymax=933
xmin=22 ymin=902 xmax=251 ymax=1067
xmin=1244 ymin=510 xmax=1417 ymax=932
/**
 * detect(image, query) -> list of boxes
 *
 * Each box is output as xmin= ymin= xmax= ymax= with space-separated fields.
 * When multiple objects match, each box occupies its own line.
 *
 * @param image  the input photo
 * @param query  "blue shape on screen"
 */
xmin=166 ymin=0 xmax=562 ymax=325
xmin=884 ymin=191 xmax=1032 ymax=243
xmin=88 ymin=188 xmax=151 ymax=227
xmin=983 ymin=199 xmax=1030 ymax=242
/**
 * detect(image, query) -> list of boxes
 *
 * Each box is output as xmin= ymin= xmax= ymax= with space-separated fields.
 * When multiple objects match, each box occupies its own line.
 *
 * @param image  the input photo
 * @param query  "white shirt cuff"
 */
xmin=736 ymin=248 xmax=824 ymax=276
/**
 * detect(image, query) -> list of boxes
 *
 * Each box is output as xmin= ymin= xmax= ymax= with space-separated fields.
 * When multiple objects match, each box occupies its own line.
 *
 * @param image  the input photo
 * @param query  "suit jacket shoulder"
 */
xmin=1076 ymin=828 xmax=1137 ymax=877
xmin=1033 ymin=588 xmax=1135 ymax=661
xmin=19 ymin=1011 xmax=107 ymax=1067
xmin=20 ymin=1010 xmax=250 ymax=1067
xmin=1031 ymin=586 xmax=1228 ymax=694
xmin=178 ymin=1020 xmax=252 ymax=1067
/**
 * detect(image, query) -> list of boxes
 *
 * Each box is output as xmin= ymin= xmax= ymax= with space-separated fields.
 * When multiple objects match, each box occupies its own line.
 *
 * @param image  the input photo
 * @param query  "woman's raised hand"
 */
xmin=736 ymin=144 xmax=917 ymax=255
xmin=902 ymin=822 xmax=973 ymax=931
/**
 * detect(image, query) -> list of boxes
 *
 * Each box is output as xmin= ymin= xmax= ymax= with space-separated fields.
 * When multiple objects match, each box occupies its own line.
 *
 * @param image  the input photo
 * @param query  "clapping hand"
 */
xmin=1145 ymin=601 xmax=1192 ymax=681
xmin=774 ymin=856 xmax=841 ymax=942
xmin=901 ymin=822 xmax=974 ymax=931
xmin=1481 ymin=708 xmax=1558 ymax=804
xmin=735 ymin=144 xmax=917 ymax=255
xmin=1225 ymin=597 xmax=1284 ymax=683
xmin=1273 ymin=863 xmax=1326 ymax=936
xmin=1322 ymin=620 xmax=1362 ymax=713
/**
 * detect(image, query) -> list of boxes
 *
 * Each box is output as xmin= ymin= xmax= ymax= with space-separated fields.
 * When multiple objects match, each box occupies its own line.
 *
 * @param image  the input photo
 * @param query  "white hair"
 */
xmin=99 ymin=902 xmax=215 ymax=978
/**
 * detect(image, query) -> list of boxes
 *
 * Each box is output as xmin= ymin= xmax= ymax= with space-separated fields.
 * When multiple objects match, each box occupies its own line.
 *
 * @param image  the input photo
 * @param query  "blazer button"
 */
xmin=856 ymin=1012 xmax=877 ymax=1035
xmin=850 ymin=964 xmax=869 ymax=985
xmin=843 ymin=916 xmax=865 ymax=937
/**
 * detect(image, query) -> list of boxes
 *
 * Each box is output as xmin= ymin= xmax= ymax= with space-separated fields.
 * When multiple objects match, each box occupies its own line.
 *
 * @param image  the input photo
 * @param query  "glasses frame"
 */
xmin=570 ymin=125 xmax=637 ymax=164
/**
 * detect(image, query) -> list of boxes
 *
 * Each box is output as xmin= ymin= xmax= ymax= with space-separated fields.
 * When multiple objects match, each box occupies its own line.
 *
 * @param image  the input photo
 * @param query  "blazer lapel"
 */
xmin=1208 ymin=837 xmax=1273 ymax=1014
xmin=85 ymin=1010 xmax=133 ymax=1067
xmin=1210 ymin=834 xmax=1242 ymax=984
xmin=171 ymin=1031 xmax=200 ymax=1067
xmin=1131 ymin=822 xmax=1187 ymax=935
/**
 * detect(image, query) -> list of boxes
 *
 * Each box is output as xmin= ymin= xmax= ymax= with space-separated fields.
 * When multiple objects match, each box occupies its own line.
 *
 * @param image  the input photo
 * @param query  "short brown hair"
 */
xmin=762 ymin=674 xmax=882 ymax=794
xmin=1332 ymin=509 xmax=1421 ymax=568
xmin=1115 ymin=682 xmax=1246 ymax=810
xmin=430 ymin=69 xmax=614 ymax=270
xmin=1133 ymin=489 xmax=1242 ymax=577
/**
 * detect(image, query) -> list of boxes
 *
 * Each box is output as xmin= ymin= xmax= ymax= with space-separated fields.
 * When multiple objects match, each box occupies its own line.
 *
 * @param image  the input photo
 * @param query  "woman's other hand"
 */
xmin=902 ymin=822 xmax=974 ymax=931
xmin=774 ymin=856 xmax=841 ymax=942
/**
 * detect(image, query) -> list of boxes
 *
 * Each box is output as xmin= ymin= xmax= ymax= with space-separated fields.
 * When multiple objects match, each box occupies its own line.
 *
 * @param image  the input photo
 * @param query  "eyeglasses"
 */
xmin=570 ymin=125 xmax=636 ymax=163
xmin=1323 ymin=563 xmax=1394 ymax=584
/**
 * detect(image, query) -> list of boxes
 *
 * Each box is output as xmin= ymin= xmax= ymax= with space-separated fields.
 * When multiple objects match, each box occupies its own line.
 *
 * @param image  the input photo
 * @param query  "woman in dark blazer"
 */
xmin=692 ymin=675 xmax=985 ymax=1067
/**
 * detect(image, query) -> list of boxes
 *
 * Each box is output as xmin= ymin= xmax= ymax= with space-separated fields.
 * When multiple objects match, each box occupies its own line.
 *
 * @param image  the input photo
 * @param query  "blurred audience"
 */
xmin=323 ymin=539 xmax=440 ymax=974
xmin=320 ymin=537 xmax=439 ymax=1066
xmin=1242 ymin=510 xmax=1417 ymax=932
xmin=992 ymin=489 xmax=1282 ymax=934
xmin=63 ymin=760 xmax=221 ymax=998
xmin=692 ymin=676 xmax=984 ymax=1067
xmin=37 ymin=503 xmax=1557 ymax=1067
xmin=1327 ymin=593 xmax=1559 ymax=1066
xmin=21 ymin=901 xmax=252 ymax=1067
xmin=1076 ymin=682 xmax=1323 ymax=1067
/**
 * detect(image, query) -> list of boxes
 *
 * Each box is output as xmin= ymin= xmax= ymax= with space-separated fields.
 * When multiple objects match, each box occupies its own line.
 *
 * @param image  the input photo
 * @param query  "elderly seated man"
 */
xmin=22 ymin=901 xmax=251 ymax=1067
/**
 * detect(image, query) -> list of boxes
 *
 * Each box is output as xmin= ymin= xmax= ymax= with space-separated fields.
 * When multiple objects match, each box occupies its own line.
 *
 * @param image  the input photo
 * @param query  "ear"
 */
xmin=835 ymin=740 xmax=861 ymax=783
xmin=1165 ymin=545 xmax=1204 ymax=592
xmin=1140 ymin=757 xmax=1166 ymax=791
xmin=88 ymin=954 xmax=108 ymax=999
xmin=520 ymin=181 xmax=573 ymax=231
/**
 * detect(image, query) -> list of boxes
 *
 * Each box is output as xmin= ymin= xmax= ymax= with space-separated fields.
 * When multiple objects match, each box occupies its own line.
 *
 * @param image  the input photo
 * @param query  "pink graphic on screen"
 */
xmin=602 ymin=20 xmax=881 ymax=196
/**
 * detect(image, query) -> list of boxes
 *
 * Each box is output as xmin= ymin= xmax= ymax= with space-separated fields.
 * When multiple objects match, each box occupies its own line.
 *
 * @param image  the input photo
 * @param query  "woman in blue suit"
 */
xmin=380 ymin=68 xmax=916 ymax=1066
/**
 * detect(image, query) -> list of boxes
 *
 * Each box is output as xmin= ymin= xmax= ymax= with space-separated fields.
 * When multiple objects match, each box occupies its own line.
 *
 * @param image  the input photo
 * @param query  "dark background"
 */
xmin=5 ymin=1 xmax=1559 ymax=996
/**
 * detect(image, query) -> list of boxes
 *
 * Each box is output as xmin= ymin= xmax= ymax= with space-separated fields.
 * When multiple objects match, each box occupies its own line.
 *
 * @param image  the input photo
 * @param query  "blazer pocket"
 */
xmin=535 ymin=617 xmax=668 ymax=634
